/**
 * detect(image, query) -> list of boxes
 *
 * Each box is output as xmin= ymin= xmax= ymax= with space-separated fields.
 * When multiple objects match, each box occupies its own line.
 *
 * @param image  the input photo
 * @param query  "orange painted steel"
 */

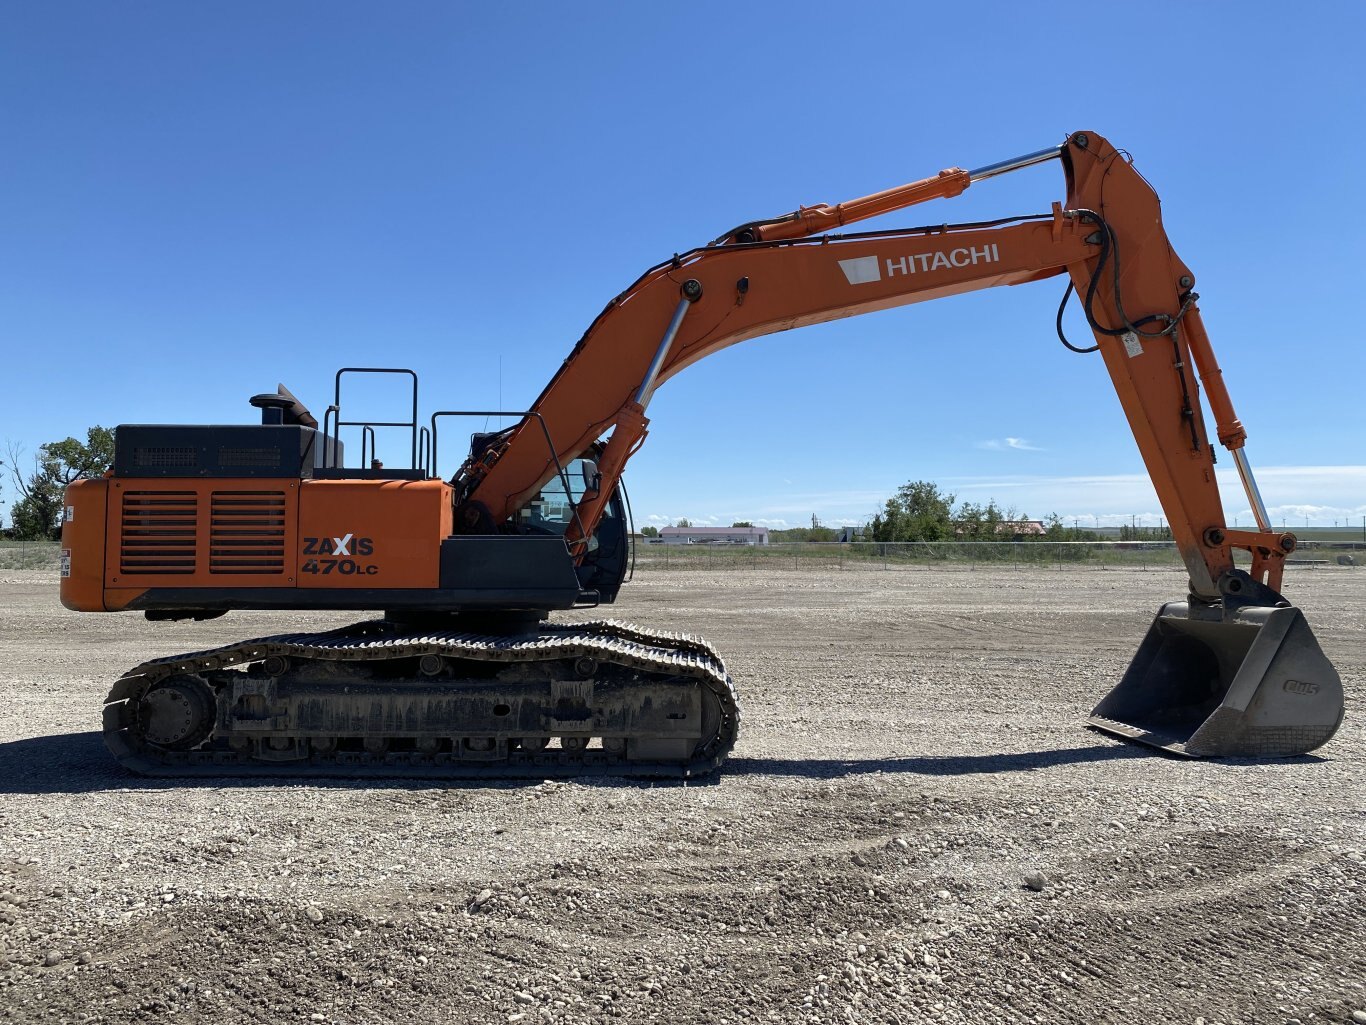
xmin=1181 ymin=306 xmax=1247 ymax=450
xmin=296 ymin=479 xmax=450 ymax=590
xmin=99 ymin=479 xmax=301 ymax=606
xmin=468 ymin=218 xmax=1091 ymax=530
xmin=460 ymin=131 xmax=1283 ymax=599
xmin=58 ymin=477 xmax=109 ymax=612
xmin=743 ymin=167 xmax=972 ymax=242
xmin=61 ymin=476 xmax=455 ymax=611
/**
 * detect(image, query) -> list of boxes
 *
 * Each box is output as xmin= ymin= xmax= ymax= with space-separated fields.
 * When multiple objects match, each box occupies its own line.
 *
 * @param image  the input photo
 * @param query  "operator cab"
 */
xmin=506 ymin=451 xmax=631 ymax=603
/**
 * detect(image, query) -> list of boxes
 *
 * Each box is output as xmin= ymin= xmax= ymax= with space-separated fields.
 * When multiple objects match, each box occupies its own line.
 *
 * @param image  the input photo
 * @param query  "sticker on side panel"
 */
xmin=301 ymin=533 xmax=379 ymax=577
xmin=1122 ymin=330 xmax=1143 ymax=358
xmin=60 ymin=550 xmax=72 ymax=578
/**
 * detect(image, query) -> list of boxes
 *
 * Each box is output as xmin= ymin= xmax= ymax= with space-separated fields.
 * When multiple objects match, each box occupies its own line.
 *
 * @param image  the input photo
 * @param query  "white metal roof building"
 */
xmin=658 ymin=526 xmax=769 ymax=545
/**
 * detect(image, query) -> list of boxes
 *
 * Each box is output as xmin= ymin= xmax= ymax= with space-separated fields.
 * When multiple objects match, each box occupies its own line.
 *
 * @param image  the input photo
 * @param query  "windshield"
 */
xmin=516 ymin=458 xmax=602 ymax=550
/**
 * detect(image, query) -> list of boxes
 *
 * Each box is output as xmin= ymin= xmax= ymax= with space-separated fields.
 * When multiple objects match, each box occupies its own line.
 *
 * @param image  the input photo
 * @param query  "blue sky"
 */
xmin=3 ymin=2 xmax=1363 ymax=531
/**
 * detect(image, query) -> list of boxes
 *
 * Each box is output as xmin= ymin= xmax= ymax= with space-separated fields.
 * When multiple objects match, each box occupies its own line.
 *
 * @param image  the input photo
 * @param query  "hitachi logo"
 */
xmin=838 ymin=244 xmax=1001 ymax=285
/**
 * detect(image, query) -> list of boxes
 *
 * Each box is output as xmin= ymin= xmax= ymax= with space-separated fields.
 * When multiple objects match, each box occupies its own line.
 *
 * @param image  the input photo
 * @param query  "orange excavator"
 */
xmin=61 ymin=131 xmax=1344 ymax=777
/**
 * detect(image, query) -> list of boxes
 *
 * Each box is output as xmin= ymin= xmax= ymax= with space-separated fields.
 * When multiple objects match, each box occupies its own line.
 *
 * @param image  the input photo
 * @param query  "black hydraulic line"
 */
xmin=1065 ymin=209 xmax=1203 ymax=451
xmin=708 ymin=211 xmax=800 ymax=247
xmin=1168 ymin=325 xmax=1203 ymax=452
xmin=619 ymin=476 xmax=637 ymax=583
xmin=1055 ymin=281 xmax=1099 ymax=353
xmin=1069 ymin=209 xmax=1195 ymax=340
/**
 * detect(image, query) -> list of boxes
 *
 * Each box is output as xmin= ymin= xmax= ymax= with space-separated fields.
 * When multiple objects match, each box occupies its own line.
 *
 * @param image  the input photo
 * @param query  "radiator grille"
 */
xmin=209 ymin=491 xmax=287 ymax=574
xmin=134 ymin=446 xmax=197 ymax=469
xmin=218 ymin=446 xmax=281 ymax=468
xmin=119 ymin=491 xmax=198 ymax=575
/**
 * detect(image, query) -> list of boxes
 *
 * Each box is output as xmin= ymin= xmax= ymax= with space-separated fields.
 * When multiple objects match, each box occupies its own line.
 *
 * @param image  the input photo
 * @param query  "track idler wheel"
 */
xmin=136 ymin=675 xmax=216 ymax=750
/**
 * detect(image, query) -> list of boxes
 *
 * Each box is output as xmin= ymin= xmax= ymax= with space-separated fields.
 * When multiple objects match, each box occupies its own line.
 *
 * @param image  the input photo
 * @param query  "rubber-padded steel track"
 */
xmin=102 ymin=618 xmax=740 ymax=779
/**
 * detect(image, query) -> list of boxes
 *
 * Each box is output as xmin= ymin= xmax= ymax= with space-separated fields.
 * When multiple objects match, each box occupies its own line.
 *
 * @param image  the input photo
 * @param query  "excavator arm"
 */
xmin=456 ymin=131 xmax=1288 ymax=601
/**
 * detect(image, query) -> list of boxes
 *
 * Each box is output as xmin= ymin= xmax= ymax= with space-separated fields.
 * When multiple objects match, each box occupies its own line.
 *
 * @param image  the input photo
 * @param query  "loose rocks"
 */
xmin=1 ymin=566 xmax=1362 ymax=1025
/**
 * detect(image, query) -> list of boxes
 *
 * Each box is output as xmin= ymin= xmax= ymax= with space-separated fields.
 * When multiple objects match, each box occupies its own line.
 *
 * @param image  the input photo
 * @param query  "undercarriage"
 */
xmin=102 ymin=618 xmax=740 ymax=779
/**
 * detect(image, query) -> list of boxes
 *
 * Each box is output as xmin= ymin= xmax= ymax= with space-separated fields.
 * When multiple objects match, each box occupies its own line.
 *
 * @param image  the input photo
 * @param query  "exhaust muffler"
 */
xmin=1089 ymin=572 xmax=1344 ymax=757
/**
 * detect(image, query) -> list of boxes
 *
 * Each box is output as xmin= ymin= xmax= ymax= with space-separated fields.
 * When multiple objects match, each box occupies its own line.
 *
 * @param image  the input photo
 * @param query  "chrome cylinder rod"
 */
xmin=968 ymin=144 xmax=1063 ymax=183
xmin=635 ymin=296 xmax=692 ymax=409
xmin=1233 ymin=448 xmax=1273 ymax=532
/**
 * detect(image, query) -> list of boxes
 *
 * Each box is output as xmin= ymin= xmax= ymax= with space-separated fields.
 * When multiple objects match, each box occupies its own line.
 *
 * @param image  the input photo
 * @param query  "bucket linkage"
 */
xmin=1089 ymin=570 xmax=1344 ymax=757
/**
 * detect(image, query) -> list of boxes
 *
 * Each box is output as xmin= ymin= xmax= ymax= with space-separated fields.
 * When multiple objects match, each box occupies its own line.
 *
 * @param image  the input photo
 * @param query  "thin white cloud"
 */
xmin=638 ymin=465 xmax=1366 ymax=530
xmin=945 ymin=465 xmax=1366 ymax=525
xmin=976 ymin=437 xmax=1043 ymax=452
xmin=647 ymin=515 xmax=722 ymax=527
xmin=732 ymin=490 xmax=890 ymax=519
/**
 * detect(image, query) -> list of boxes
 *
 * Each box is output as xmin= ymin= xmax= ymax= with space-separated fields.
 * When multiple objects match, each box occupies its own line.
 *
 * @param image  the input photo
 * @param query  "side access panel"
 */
xmin=59 ymin=477 xmax=109 ymax=612
xmin=296 ymin=479 xmax=451 ymax=589
xmin=439 ymin=535 xmax=581 ymax=590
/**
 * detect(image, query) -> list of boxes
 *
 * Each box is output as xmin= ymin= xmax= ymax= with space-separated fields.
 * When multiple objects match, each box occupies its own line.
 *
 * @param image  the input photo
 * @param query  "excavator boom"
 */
xmin=452 ymin=130 xmax=1342 ymax=757
xmin=457 ymin=133 xmax=1279 ymax=599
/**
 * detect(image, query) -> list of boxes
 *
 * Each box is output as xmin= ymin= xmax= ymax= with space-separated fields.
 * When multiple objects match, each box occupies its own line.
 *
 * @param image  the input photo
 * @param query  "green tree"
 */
xmin=640 ymin=525 xmax=660 ymax=537
xmin=800 ymin=514 xmax=835 ymax=542
xmin=3 ymin=427 xmax=114 ymax=540
xmin=1118 ymin=522 xmax=1166 ymax=542
xmin=868 ymin=497 xmax=903 ymax=542
xmin=731 ymin=521 xmax=753 ymax=528
xmin=1043 ymin=512 xmax=1067 ymax=541
xmin=955 ymin=501 xmax=987 ymax=541
xmin=971 ymin=503 xmax=1010 ymax=539
xmin=675 ymin=518 xmax=692 ymax=528
xmin=868 ymin=480 xmax=956 ymax=542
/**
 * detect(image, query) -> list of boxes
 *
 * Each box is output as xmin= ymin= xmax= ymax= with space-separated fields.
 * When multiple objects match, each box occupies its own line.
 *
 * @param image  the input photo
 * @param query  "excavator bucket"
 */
xmin=1089 ymin=599 xmax=1344 ymax=757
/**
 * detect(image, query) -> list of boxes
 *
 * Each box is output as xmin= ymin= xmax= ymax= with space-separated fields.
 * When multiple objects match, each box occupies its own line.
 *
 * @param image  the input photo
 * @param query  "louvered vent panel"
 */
xmin=120 ymin=491 xmax=198 ymax=575
xmin=134 ymin=446 xmax=197 ymax=469
xmin=218 ymin=446 xmax=281 ymax=468
xmin=210 ymin=491 xmax=286 ymax=574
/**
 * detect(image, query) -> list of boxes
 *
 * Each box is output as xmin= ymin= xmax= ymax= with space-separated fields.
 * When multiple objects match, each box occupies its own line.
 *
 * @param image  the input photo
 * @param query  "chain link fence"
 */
xmin=631 ymin=540 xmax=1365 ymax=574
xmin=2 ymin=538 xmax=1360 ymax=577
xmin=0 ymin=540 xmax=64 ymax=570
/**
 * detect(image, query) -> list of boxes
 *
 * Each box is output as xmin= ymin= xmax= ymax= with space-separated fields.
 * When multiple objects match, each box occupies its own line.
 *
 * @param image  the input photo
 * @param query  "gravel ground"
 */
xmin=0 ymin=565 xmax=1363 ymax=1025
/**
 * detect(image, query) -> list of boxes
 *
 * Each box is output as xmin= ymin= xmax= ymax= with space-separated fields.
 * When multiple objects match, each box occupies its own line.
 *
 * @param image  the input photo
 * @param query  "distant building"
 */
xmin=659 ymin=526 xmax=769 ymax=546
xmin=952 ymin=520 xmax=1047 ymax=539
xmin=996 ymin=520 xmax=1047 ymax=538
